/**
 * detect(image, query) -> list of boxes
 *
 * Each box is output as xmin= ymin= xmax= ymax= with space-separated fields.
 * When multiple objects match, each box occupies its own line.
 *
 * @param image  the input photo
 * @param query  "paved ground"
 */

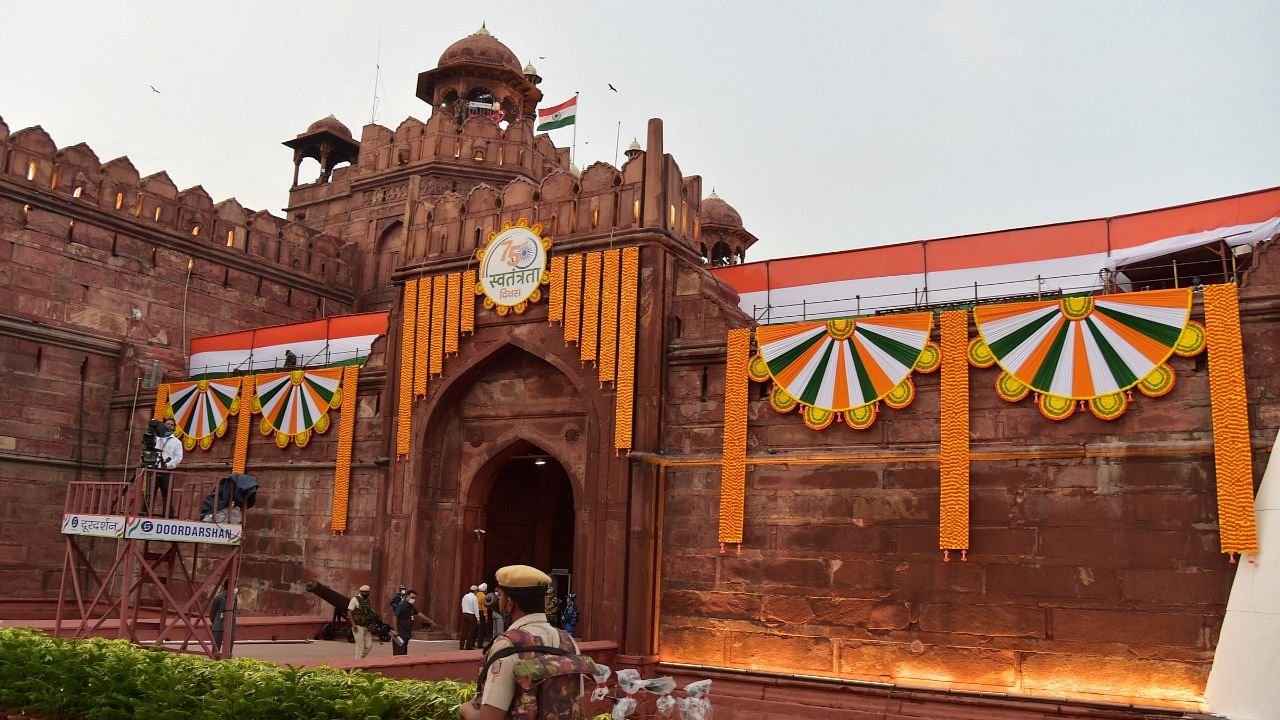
xmin=231 ymin=638 xmax=464 ymax=664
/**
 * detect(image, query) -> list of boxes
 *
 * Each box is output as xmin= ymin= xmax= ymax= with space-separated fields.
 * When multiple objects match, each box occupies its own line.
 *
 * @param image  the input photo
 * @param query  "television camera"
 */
xmin=141 ymin=418 xmax=168 ymax=469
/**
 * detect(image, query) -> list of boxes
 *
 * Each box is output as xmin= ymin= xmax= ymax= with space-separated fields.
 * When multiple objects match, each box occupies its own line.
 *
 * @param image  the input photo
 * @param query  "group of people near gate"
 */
xmin=343 ymin=566 xmax=594 ymax=719
xmin=343 ymin=575 xmax=581 ymax=660
xmin=460 ymin=580 xmax=579 ymax=650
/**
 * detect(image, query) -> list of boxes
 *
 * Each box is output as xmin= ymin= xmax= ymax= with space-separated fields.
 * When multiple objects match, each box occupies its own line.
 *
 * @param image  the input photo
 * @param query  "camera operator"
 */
xmin=148 ymin=417 xmax=183 ymax=516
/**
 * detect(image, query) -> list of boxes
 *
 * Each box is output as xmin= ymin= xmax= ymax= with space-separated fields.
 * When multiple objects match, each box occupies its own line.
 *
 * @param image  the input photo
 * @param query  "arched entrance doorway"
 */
xmin=481 ymin=450 xmax=575 ymax=587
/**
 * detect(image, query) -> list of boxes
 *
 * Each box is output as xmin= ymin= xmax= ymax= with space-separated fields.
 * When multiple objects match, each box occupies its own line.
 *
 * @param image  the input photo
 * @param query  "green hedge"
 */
xmin=0 ymin=627 xmax=474 ymax=720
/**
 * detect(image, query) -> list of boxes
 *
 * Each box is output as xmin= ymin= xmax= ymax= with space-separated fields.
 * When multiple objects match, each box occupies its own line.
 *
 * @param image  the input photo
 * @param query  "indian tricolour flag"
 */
xmin=188 ymin=312 xmax=389 ymax=378
xmin=537 ymin=96 xmax=577 ymax=131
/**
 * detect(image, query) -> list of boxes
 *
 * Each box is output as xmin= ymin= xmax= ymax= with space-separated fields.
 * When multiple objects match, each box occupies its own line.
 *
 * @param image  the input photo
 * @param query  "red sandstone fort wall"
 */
xmin=656 ymin=254 xmax=1280 ymax=708
xmin=0 ymin=117 xmax=358 ymax=599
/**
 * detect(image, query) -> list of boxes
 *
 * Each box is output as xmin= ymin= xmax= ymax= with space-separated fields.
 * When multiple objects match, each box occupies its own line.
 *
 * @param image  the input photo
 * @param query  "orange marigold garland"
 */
xmin=599 ymin=249 xmax=621 ymax=384
xmin=414 ymin=275 xmax=430 ymax=397
xmin=396 ymin=279 xmax=418 ymax=456
xmin=152 ymin=383 xmax=169 ymax=420
xmin=613 ymin=247 xmax=640 ymax=450
xmin=446 ymin=272 xmax=461 ymax=355
xmin=580 ymin=251 xmax=602 ymax=363
xmin=565 ymin=254 xmax=583 ymax=345
xmin=231 ymin=375 xmax=255 ymax=474
xmin=331 ymin=365 xmax=359 ymax=534
xmin=939 ymin=310 xmax=970 ymax=554
xmin=1203 ymin=283 xmax=1258 ymax=555
xmin=720 ymin=327 xmax=750 ymax=545
xmin=548 ymin=255 xmax=566 ymax=324
xmin=430 ymin=274 xmax=446 ymax=376
xmin=461 ymin=270 xmax=476 ymax=334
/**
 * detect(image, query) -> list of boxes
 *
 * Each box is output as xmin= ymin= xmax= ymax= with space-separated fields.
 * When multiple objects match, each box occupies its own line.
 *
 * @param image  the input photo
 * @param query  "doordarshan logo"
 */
xmin=475 ymin=219 xmax=550 ymax=315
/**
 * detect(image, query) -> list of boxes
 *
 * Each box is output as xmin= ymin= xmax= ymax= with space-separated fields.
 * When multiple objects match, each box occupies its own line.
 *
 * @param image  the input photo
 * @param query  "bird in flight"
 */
xmin=149 ymin=85 xmax=161 ymax=94
xmin=608 ymin=83 xmax=618 ymax=92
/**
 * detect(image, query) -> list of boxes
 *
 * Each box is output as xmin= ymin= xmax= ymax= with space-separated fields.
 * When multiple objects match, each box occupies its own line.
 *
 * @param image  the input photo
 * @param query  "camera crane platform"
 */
xmin=54 ymin=468 xmax=249 ymax=659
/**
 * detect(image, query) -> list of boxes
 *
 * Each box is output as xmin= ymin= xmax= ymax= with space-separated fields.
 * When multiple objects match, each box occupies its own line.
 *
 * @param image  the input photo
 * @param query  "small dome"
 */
xmin=304 ymin=115 xmax=353 ymax=141
xmin=701 ymin=190 xmax=742 ymax=228
xmin=627 ymin=139 xmax=642 ymax=152
xmin=522 ymin=62 xmax=538 ymax=76
xmin=438 ymin=25 xmax=523 ymax=74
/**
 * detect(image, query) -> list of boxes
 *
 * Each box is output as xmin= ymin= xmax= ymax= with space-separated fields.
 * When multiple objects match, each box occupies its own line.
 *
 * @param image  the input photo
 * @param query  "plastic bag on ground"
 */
xmin=616 ymin=668 xmax=644 ymax=695
xmin=611 ymin=696 xmax=636 ymax=719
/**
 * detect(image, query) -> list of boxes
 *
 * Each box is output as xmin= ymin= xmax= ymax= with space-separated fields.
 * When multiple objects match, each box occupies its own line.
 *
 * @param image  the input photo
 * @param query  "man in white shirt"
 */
xmin=150 ymin=417 xmax=184 ymax=516
xmin=460 ymin=584 xmax=480 ymax=650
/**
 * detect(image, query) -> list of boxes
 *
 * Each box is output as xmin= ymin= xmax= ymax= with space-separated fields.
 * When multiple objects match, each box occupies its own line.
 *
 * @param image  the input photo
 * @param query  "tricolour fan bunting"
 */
xmin=254 ymin=369 xmax=344 ymax=449
xmin=166 ymin=378 xmax=243 ymax=450
xmin=970 ymin=288 xmax=1205 ymax=421
xmin=749 ymin=313 xmax=939 ymax=430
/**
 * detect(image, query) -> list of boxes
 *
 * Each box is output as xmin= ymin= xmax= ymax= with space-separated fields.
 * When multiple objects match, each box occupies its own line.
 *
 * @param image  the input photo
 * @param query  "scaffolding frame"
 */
xmin=55 ymin=469 xmax=244 ymax=659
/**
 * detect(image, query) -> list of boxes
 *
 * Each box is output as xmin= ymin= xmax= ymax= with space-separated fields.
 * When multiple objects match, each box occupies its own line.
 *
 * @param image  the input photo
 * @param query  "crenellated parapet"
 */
xmin=0 ymin=116 xmax=357 ymax=291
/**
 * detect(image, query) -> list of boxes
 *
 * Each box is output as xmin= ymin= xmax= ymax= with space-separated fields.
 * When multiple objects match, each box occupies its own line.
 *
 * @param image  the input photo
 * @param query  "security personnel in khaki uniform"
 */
xmin=459 ymin=564 xmax=582 ymax=720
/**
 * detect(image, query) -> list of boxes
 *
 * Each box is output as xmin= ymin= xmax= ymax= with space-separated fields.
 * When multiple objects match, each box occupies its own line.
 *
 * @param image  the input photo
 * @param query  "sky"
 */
xmin=2 ymin=1 xmax=1277 ymax=261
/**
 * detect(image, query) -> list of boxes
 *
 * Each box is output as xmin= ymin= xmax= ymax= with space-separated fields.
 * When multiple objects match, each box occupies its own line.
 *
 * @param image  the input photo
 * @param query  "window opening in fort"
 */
xmin=114 ymin=192 xmax=123 ymax=210
xmin=26 ymin=161 xmax=37 ymax=181
xmin=190 ymin=225 xmax=201 ymax=237
xmin=72 ymin=185 xmax=83 ymax=199
xmin=374 ymin=222 xmax=404 ymax=287
xmin=712 ymin=241 xmax=733 ymax=267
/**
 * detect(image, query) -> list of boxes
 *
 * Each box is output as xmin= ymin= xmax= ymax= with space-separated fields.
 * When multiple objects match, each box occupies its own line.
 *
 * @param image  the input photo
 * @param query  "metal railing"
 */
xmin=751 ymin=255 xmax=1244 ymax=324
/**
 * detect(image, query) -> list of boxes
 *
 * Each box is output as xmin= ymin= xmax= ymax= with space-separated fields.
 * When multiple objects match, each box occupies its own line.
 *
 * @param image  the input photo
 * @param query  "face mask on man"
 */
xmin=407 ymin=596 xmax=416 ymax=605
xmin=360 ymin=592 xmax=370 ymax=599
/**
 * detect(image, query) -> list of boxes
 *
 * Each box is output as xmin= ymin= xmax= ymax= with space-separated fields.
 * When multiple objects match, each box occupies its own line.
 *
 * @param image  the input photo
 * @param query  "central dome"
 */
xmin=437 ymin=25 xmax=523 ymax=74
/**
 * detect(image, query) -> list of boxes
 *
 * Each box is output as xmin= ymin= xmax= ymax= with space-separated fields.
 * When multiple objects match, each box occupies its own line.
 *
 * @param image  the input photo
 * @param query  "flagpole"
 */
xmin=571 ymin=92 xmax=579 ymax=168
xmin=613 ymin=120 xmax=621 ymax=167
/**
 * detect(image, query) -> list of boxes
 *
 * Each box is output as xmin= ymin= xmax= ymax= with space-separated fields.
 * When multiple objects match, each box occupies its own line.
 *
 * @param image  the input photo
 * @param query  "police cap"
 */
xmin=496 ymin=564 xmax=552 ymax=589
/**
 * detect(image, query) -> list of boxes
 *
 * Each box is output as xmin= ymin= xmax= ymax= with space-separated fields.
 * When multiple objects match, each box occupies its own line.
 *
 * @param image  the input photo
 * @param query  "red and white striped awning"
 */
xmin=714 ymin=187 xmax=1280 ymax=323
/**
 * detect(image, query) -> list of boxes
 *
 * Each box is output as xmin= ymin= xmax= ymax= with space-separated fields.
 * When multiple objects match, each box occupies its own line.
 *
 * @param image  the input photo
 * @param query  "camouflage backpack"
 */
xmin=477 ymin=626 xmax=598 ymax=720
xmin=350 ymin=597 xmax=373 ymax=627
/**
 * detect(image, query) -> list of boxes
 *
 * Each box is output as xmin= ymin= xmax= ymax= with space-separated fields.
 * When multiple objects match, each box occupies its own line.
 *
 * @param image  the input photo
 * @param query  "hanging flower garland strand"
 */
xmin=939 ymin=310 xmax=970 ymax=557
xmin=1203 ymin=283 xmax=1258 ymax=556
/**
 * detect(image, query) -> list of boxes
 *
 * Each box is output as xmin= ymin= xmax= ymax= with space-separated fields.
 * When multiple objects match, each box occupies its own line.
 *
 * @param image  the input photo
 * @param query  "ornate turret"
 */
xmin=701 ymin=190 xmax=758 ymax=266
xmin=282 ymin=115 xmax=360 ymax=187
xmin=523 ymin=62 xmax=542 ymax=86
xmin=415 ymin=25 xmax=544 ymax=123
xmin=624 ymin=138 xmax=643 ymax=160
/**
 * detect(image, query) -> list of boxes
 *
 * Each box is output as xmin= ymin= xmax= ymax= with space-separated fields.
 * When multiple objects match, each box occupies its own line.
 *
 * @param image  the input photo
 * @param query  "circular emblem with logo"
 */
xmin=474 ymin=219 xmax=550 ymax=316
xmin=141 ymin=521 xmax=154 ymax=533
xmin=70 ymin=516 xmax=80 ymax=528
